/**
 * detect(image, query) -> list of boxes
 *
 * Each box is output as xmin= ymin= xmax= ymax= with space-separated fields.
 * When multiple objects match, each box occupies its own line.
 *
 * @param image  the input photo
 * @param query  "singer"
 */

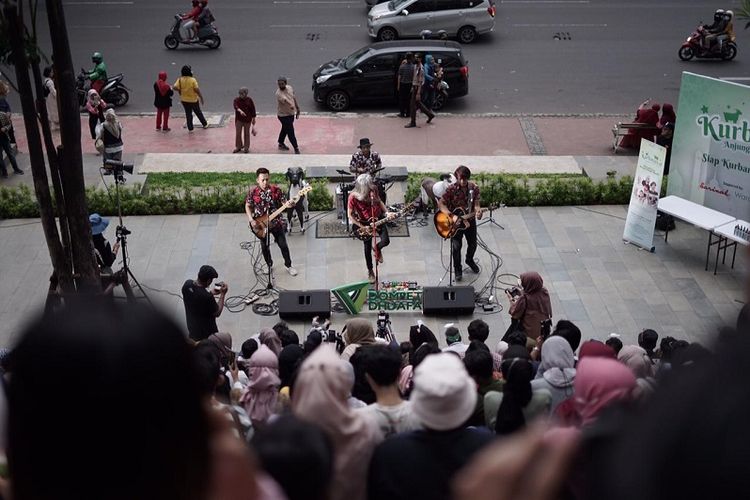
xmin=348 ymin=174 xmax=393 ymax=284
xmin=438 ymin=165 xmax=482 ymax=282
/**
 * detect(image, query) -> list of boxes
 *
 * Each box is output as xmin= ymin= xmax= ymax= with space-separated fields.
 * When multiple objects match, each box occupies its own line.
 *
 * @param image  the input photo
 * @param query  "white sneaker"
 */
xmin=286 ymin=266 xmax=298 ymax=276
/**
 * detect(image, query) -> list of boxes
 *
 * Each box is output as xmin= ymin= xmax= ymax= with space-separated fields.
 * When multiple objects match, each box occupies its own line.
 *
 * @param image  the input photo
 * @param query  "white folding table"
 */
xmin=657 ymin=195 xmax=736 ymax=271
xmin=710 ymin=219 xmax=750 ymax=274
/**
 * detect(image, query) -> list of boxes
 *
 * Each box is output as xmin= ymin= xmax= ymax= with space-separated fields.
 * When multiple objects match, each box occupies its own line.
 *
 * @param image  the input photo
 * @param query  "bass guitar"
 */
xmin=351 ymin=201 xmax=417 ymax=241
xmin=250 ymin=186 xmax=312 ymax=240
xmin=434 ymin=204 xmax=497 ymax=239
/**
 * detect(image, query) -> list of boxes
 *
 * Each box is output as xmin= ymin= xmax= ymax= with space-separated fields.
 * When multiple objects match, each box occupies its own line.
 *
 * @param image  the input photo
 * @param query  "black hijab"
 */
xmin=495 ymin=345 xmax=533 ymax=435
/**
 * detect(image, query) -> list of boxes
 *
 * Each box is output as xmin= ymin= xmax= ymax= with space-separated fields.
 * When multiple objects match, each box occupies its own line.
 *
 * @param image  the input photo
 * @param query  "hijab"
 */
xmin=574 ymin=357 xmax=636 ymax=426
xmin=239 ymin=345 xmax=280 ymax=426
xmin=259 ymin=328 xmax=282 ymax=356
xmin=537 ymin=336 xmax=576 ymax=388
xmin=578 ymin=340 xmax=617 ymax=360
xmin=87 ymin=88 xmax=101 ymax=107
xmin=278 ymin=344 xmax=304 ymax=388
xmin=341 ymin=318 xmax=375 ymax=361
xmin=292 ymin=345 xmax=381 ymax=500
xmin=495 ymin=345 xmax=534 ymax=435
xmin=409 ymin=321 xmax=438 ymax=359
xmin=518 ymin=271 xmax=552 ymax=316
xmin=618 ymin=345 xmax=654 ymax=379
xmin=102 ymin=108 xmax=122 ymax=139
xmin=156 ymin=71 xmax=171 ymax=97
xmin=207 ymin=332 xmax=232 ymax=366
xmin=660 ymin=103 xmax=676 ymax=128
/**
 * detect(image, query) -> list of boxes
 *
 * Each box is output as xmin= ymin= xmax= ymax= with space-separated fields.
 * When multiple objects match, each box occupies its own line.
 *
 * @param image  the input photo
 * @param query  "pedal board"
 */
xmin=244 ymin=294 xmax=260 ymax=305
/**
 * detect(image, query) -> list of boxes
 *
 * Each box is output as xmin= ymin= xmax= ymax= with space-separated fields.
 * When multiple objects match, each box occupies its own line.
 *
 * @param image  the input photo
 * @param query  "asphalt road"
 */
xmin=9 ymin=0 xmax=750 ymax=115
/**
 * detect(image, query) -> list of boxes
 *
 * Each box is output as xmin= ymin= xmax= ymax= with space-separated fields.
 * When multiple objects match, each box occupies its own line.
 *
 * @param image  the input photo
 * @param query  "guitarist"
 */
xmin=348 ymin=173 xmax=394 ymax=284
xmin=245 ymin=167 xmax=298 ymax=277
xmin=438 ymin=165 xmax=482 ymax=282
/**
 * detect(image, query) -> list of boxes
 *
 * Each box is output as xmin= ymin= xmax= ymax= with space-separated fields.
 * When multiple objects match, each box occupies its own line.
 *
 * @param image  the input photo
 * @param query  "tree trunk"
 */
xmin=45 ymin=0 xmax=100 ymax=292
xmin=3 ymin=3 xmax=72 ymax=292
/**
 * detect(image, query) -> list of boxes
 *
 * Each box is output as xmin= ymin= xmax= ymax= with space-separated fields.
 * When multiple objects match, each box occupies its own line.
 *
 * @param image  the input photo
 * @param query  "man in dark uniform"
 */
xmin=438 ymin=165 xmax=482 ymax=282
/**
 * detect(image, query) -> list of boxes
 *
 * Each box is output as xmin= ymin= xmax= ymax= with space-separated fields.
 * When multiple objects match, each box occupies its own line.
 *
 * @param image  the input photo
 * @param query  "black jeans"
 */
xmin=286 ymin=199 xmax=305 ymax=230
xmin=410 ymin=87 xmax=435 ymax=125
xmin=451 ymin=221 xmax=477 ymax=275
xmin=277 ymin=115 xmax=298 ymax=149
xmin=182 ymin=101 xmax=207 ymax=131
xmin=398 ymin=83 xmax=412 ymax=117
xmin=260 ymin=225 xmax=292 ymax=268
xmin=88 ymin=113 xmax=101 ymax=139
xmin=363 ymin=225 xmax=390 ymax=272
xmin=0 ymin=133 xmax=20 ymax=174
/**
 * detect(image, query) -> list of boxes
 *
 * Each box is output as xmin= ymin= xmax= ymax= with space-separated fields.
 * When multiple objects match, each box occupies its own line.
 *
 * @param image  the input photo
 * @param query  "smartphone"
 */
xmin=507 ymin=287 xmax=521 ymax=298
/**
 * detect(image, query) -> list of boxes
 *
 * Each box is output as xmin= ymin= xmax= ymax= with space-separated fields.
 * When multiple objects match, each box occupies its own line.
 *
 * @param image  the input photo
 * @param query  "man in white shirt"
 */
xmin=442 ymin=325 xmax=469 ymax=358
xmin=358 ymin=345 xmax=421 ymax=437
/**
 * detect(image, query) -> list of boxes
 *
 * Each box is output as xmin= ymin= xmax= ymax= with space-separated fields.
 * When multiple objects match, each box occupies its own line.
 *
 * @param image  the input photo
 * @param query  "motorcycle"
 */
xmin=679 ymin=25 xmax=737 ymax=61
xmin=164 ymin=15 xmax=221 ymax=50
xmin=76 ymin=69 xmax=130 ymax=108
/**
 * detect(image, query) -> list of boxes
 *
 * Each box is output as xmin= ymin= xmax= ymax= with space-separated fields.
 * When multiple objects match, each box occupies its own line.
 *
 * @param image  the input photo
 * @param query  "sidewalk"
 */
xmin=6 ymin=113 xmax=638 ymax=180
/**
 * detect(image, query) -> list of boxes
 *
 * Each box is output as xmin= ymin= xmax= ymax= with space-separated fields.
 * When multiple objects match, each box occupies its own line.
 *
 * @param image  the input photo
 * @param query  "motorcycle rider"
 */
xmin=181 ymin=0 xmax=202 ymax=41
xmin=88 ymin=52 xmax=107 ymax=95
xmin=702 ymin=9 xmax=727 ymax=51
xmin=716 ymin=10 xmax=735 ymax=53
xmin=196 ymin=0 xmax=215 ymax=32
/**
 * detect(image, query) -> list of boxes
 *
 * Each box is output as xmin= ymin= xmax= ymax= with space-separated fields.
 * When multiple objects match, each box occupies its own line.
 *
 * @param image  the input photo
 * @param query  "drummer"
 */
xmin=350 ymin=137 xmax=387 ymax=202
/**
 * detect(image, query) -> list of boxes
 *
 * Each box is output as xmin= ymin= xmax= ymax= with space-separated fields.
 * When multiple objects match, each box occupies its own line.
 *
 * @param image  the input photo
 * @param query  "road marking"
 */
xmin=70 ymin=25 xmax=122 ymax=28
xmin=63 ymin=1 xmax=134 ymax=4
xmin=513 ymin=23 xmax=607 ymax=27
xmin=720 ymin=77 xmax=750 ymax=81
xmin=269 ymin=24 xmax=362 ymax=27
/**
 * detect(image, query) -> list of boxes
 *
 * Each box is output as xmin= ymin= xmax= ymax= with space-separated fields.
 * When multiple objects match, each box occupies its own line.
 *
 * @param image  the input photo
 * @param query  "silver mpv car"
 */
xmin=367 ymin=0 xmax=496 ymax=44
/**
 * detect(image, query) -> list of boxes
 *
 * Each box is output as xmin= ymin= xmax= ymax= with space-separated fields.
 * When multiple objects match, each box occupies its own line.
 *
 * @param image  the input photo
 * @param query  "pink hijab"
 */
xmin=239 ymin=345 xmax=280 ymax=426
xmin=617 ymin=345 xmax=654 ymax=379
xmin=574 ymin=357 xmax=636 ymax=426
xmin=259 ymin=328 xmax=282 ymax=356
xmin=292 ymin=345 xmax=382 ymax=500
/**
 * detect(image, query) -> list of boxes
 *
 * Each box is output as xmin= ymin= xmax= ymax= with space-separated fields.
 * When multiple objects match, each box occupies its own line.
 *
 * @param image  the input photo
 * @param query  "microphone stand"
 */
xmin=336 ymin=169 xmax=351 ymax=231
xmin=370 ymin=189 xmax=380 ymax=291
xmin=265 ymin=201 xmax=274 ymax=290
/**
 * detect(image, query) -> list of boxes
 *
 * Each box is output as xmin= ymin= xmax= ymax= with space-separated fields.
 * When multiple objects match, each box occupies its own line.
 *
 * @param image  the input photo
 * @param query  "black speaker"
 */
xmin=422 ymin=286 xmax=475 ymax=316
xmin=278 ymin=289 xmax=331 ymax=320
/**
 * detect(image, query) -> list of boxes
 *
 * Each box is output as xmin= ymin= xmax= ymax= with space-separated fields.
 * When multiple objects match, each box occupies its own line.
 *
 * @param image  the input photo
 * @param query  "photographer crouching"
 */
xmin=90 ymin=213 xmax=120 ymax=275
xmin=504 ymin=272 xmax=552 ymax=354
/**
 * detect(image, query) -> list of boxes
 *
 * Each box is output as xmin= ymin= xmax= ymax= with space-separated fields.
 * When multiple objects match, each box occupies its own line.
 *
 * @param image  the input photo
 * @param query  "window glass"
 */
xmin=360 ymin=54 xmax=397 ymax=73
xmin=406 ymin=0 xmax=435 ymax=13
xmin=433 ymin=0 xmax=462 ymax=10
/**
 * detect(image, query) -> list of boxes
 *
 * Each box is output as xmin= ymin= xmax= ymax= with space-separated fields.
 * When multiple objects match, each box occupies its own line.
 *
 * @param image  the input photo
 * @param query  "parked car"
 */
xmin=312 ymin=40 xmax=469 ymax=112
xmin=366 ymin=0 xmax=389 ymax=6
xmin=368 ymin=0 xmax=496 ymax=44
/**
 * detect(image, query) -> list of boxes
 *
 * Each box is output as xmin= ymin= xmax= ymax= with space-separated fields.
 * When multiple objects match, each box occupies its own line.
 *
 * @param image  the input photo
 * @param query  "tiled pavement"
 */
xmin=0 ymin=201 xmax=744 ymax=351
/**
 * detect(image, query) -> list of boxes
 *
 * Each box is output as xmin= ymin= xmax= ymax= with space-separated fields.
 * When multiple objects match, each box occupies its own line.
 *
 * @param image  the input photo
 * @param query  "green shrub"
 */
xmin=307 ymin=179 xmax=333 ymax=211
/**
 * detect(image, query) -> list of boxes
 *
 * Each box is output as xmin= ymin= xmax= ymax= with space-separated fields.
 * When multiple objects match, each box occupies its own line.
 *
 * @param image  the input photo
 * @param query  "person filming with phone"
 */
xmin=181 ymin=264 xmax=229 ymax=342
xmin=505 ymin=271 xmax=552 ymax=346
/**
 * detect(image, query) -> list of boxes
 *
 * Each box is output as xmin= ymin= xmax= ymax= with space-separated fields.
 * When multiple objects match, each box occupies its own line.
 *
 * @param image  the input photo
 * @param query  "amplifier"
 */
xmin=422 ymin=286 xmax=475 ymax=316
xmin=278 ymin=289 xmax=331 ymax=320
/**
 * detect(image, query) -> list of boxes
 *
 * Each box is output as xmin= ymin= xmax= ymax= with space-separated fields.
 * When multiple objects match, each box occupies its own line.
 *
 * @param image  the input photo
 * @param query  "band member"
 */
xmin=245 ymin=167 xmax=298 ymax=276
xmin=438 ymin=165 xmax=482 ymax=282
xmin=348 ymin=173 xmax=394 ymax=283
xmin=350 ymin=137 xmax=387 ymax=203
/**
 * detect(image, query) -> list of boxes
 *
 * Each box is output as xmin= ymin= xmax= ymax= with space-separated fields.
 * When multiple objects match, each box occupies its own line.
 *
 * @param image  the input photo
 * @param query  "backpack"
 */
xmin=655 ymin=211 xmax=676 ymax=231
xmin=200 ymin=7 xmax=215 ymax=25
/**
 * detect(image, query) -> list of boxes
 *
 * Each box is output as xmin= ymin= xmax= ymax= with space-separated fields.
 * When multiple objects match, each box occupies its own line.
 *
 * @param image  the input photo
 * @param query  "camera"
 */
xmin=540 ymin=318 xmax=553 ymax=340
xmin=324 ymin=328 xmax=345 ymax=354
xmin=214 ymin=281 xmax=225 ymax=292
xmin=104 ymin=159 xmax=134 ymax=181
xmin=506 ymin=286 xmax=521 ymax=298
xmin=376 ymin=311 xmax=394 ymax=343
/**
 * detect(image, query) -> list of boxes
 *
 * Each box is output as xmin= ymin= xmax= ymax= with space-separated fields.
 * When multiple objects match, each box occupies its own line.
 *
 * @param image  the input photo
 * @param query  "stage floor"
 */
xmin=0 ymin=204 xmax=745 ymax=349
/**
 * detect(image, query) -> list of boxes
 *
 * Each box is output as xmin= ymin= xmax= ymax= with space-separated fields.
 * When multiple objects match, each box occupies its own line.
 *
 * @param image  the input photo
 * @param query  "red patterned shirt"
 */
xmin=246 ymin=185 xmax=287 ymax=230
xmin=442 ymin=182 xmax=480 ymax=213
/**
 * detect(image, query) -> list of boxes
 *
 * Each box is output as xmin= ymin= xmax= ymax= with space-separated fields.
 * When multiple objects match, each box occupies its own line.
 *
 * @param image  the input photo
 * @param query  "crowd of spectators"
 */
xmin=0 ymin=292 xmax=745 ymax=500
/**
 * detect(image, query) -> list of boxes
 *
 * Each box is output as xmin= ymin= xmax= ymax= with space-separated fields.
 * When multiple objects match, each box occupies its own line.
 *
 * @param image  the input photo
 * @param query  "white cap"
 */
xmin=411 ymin=353 xmax=477 ymax=431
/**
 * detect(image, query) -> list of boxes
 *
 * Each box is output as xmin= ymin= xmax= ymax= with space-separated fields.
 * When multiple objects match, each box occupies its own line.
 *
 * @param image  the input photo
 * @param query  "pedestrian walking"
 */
xmin=85 ymin=89 xmax=107 ymax=141
xmin=153 ymin=71 xmax=173 ymax=132
xmin=233 ymin=87 xmax=257 ymax=153
xmin=276 ymin=77 xmax=300 ymax=154
xmin=43 ymin=66 xmax=59 ymax=130
xmin=0 ymin=111 xmax=23 ymax=177
xmin=406 ymin=53 xmax=435 ymax=128
xmin=0 ymin=81 xmax=18 ymax=151
xmin=422 ymin=54 xmax=436 ymax=110
xmin=397 ymin=53 xmax=414 ymax=118
xmin=96 ymin=108 xmax=123 ymax=164
xmin=173 ymin=65 xmax=208 ymax=132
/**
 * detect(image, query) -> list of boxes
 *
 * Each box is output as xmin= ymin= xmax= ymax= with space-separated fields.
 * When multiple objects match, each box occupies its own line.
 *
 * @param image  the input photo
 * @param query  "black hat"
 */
xmin=358 ymin=138 xmax=373 ymax=148
xmin=198 ymin=265 xmax=218 ymax=282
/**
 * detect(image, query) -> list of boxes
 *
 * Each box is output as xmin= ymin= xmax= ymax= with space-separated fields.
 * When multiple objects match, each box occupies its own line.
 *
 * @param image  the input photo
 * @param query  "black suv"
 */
xmin=312 ymin=40 xmax=469 ymax=112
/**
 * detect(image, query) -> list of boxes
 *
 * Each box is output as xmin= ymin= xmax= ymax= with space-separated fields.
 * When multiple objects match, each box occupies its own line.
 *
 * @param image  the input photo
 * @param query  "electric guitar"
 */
xmin=351 ymin=201 xmax=418 ymax=241
xmin=434 ymin=204 xmax=497 ymax=239
xmin=250 ymin=186 xmax=312 ymax=240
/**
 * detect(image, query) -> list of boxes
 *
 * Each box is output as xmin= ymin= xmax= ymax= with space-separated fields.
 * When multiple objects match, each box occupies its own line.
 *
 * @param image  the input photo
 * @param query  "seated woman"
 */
xmin=659 ymin=103 xmax=676 ymax=129
xmin=619 ymin=99 xmax=661 ymax=149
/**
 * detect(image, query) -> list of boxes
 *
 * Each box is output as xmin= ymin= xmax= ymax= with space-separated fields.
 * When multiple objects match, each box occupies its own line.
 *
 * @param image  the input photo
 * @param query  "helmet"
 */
xmin=725 ymin=9 xmax=734 ymax=19
xmin=91 ymin=52 xmax=103 ymax=63
xmin=714 ymin=8 xmax=725 ymax=19
xmin=192 ymin=0 xmax=199 ymax=5
xmin=200 ymin=0 xmax=207 ymax=4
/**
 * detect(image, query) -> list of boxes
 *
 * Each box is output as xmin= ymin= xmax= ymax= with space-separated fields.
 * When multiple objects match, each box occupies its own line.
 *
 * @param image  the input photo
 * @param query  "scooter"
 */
xmin=164 ymin=15 xmax=221 ymax=50
xmin=679 ymin=25 xmax=737 ymax=61
xmin=76 ymin=69 xmax=130 ymax=107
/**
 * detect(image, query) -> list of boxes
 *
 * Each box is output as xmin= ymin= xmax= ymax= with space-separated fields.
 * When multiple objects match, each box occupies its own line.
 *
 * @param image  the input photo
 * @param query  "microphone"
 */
xmin=336 ymin=169 xmax=350 ymax=176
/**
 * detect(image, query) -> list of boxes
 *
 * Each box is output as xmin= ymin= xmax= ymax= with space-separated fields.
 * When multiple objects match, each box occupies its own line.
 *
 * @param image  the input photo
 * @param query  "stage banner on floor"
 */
xmin=623 ymin=139 xmax=666 ymax=251
xmin=668 ymin=72 xmax=750 ymax=219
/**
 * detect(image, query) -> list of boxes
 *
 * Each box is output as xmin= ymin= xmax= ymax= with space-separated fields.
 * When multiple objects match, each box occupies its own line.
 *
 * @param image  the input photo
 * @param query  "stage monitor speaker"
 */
xmin=422 ymin=286 xmax=475 ymax=316
xmin=278 ymin=289 xmax=331 ymax=320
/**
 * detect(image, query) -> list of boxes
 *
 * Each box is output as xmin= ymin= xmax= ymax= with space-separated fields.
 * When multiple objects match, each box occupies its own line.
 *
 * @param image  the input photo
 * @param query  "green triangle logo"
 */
xmin=331 ymin=281 xmax=370 ymax=314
